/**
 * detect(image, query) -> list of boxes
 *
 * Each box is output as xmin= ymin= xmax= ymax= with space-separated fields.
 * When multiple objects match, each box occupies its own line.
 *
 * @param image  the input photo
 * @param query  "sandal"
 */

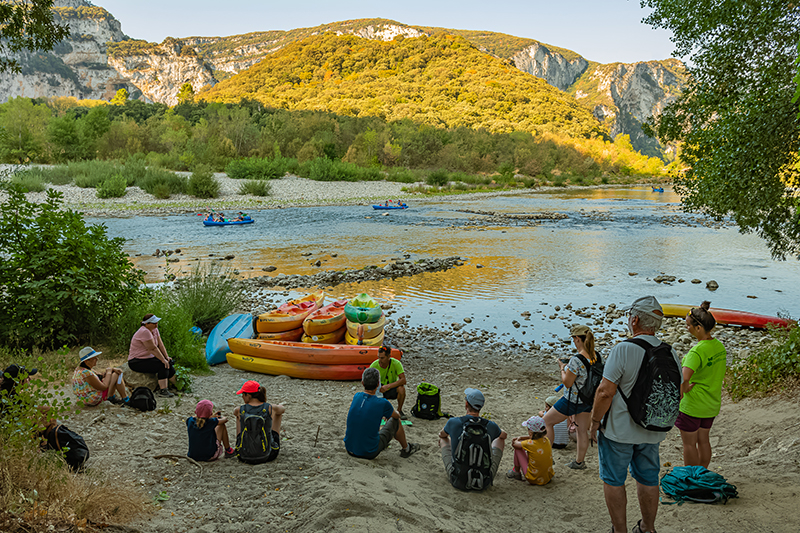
xmin=632 ymin=519 xmax=656 ymax=533
xmin=506 ymin=468 xmax=522 ymax=480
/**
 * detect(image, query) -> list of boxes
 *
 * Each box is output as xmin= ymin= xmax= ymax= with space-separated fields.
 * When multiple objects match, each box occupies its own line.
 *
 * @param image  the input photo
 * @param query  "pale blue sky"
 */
xmin=93 ymin=0 xmax=676 ymax=64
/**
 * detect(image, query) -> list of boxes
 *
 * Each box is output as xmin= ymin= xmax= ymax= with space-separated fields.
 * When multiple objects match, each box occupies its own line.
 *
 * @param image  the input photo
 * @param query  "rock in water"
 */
xmin=706 ymin=280 xmax=719 ymax=290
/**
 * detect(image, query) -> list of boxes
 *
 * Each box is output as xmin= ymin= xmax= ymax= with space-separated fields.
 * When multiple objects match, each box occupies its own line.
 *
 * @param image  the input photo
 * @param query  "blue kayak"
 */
xmin=372 ymin=205 xmax=408 ymax=210
xmin=206 ymin=314 xmax=254 ymax=365
xmin=203 ymin=217 xmax=254 ymax=226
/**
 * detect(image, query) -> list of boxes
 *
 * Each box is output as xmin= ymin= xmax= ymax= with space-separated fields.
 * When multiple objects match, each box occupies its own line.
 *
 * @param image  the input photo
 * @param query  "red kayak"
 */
xmin=662 ymin=304 xmax=794 ymax=329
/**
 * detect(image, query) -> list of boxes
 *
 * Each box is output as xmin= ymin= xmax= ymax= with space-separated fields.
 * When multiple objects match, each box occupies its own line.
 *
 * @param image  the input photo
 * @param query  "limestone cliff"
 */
xmin=512 ymin=42 xmax=588 ymax=91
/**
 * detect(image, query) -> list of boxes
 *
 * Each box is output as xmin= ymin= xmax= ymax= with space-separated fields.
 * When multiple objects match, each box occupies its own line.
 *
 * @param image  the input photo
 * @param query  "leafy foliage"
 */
xmin=0 ymin=185 xmax=145 ymax=349
xmin=225 ymin=155 xmax=298 ymax=180
xmin=187 ymin=165 xmax=220 ymax=198
xmin=297 ymin=157 xmax=382 ymax=181
xmin=95 ymin=173 xmax=127 ymax=198
xmin=170 ymin=262 xmax=243 ymax=333
xmin=0 ymin=0 xmax=70 ymax=73
xmin=238 ymin=179 xmax=272 ymax=196
xmin=643 ymin=0 xmax=800 ymax=259
xmin=726 ymin=324 xmax=800 ymax=400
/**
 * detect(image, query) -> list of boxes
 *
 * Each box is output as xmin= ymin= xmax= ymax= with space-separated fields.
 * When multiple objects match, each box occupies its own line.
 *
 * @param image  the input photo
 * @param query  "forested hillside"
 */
xmin=201 ymin=33 xmax=604 ymax=140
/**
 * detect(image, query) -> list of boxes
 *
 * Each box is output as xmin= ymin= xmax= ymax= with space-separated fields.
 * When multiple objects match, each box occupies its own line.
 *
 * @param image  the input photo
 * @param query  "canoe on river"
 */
xmin=662 ymin=303 xmax=793 ymax=329
xmin=227 ymin=338 xmax=402 ymax=365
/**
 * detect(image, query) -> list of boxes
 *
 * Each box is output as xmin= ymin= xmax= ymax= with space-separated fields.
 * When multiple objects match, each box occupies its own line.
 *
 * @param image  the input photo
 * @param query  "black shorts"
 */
xmin=128 ymin=357 xmax=176 ymax=381
xmin=382 ymin=387 xmax=398 ymax=400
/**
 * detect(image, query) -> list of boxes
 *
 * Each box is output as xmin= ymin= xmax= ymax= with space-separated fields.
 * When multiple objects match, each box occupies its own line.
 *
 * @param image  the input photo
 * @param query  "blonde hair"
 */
xmin=196 ymin=417 xmax=207 ymax=429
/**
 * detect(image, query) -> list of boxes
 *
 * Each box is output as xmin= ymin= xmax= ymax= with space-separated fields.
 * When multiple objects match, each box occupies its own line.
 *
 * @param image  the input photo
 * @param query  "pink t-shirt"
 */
xmin=128 ymin=326 xmax=160 ymax=360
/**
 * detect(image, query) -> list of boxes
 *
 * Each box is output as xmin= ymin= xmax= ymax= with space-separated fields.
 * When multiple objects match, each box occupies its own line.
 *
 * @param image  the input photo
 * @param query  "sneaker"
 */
xmin=399 ymin=410 xmax=408 ymax=421
xmin=156 ymin=388 xmax=174 ymax=398
xmin=400 ymin=442 xmax=420 ymax=458
xmin=107 ymin=396 xmax=124 ymax=405
xmin=224 ymin=447 xmax=235 ymax=458
xmin=506 ymin=468 xmax=522 ymax=480
xmin=566 ymin=460 xmax=587 ymax=470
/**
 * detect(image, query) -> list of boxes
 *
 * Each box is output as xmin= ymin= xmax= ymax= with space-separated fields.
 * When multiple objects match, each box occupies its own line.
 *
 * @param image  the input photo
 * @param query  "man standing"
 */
xmin=439 ymin=388 xmax=507 ymax=490
xmin=369 ymin=345 xmax=407 ymax=419
xmin=344 ymin=367 xmax=419 ymax=459
xmin=590 ymin=296 xmax=682 ymax=533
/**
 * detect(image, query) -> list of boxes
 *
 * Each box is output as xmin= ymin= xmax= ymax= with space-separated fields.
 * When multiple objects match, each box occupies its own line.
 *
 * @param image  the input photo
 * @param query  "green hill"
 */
xmin=200 ymin=32 xmax=605 ymax=139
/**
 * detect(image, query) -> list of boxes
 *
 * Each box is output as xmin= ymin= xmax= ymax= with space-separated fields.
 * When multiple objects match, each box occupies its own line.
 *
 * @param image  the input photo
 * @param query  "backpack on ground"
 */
xmin=235 ymin=405 xmax=274 ymax=464
xmin=450 ymin=417 xmax=494 ymax=491
xmin=619 ymin=338 xmax=681 ymax=432
xmin=571 ymin=352 xmax=605 ymax=405
xmin=660 ymin=466 xmax=738 ymax=504
xmin=410 ymin=382 xmax=449 ymax=420
xmin=44 ymin=424 xmax=90 ymax=472
xmin=128 ymin=386 xmax=157 ymax=412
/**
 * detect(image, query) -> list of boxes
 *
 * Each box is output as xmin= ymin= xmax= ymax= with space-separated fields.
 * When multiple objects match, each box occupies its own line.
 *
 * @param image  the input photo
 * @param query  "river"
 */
xmin=88 ymin=187 xmax=800 ymax=346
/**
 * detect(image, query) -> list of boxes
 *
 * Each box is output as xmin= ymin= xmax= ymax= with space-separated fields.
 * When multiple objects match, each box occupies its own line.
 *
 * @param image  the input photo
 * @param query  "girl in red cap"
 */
xmin=187 ymin=399 xmax=233 ymax=461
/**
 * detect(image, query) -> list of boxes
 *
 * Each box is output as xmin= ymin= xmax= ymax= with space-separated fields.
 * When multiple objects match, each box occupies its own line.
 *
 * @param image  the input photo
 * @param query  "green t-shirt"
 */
xmin=369 ymin=358 xmax=404 ymax=386
xmin=680 ymin=338 xmax=727 ymax=418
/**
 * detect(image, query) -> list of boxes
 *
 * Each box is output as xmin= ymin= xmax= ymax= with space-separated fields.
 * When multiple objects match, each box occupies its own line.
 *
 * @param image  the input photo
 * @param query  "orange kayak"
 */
xmin=255 ymin=291 xmax=324 ymax=333
xmin=301 ymin=326 xmax=346 ymax=344
xmin=303 ymin=300 xmax=348 ymax=335
xmin=227 ymin=338 xmax=402 ymax=365
xmin=662 ymin=304 xmax=794 ymax=329
xmin=257 ymin=327 xmax=304 ymax=341
xmin=227 ymin=352 xmax=370 ymax=380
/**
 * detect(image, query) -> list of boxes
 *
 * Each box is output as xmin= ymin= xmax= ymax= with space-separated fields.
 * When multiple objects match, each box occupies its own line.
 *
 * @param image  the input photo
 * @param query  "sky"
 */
xmin=92 ymin=0 xmax=677 ymax=64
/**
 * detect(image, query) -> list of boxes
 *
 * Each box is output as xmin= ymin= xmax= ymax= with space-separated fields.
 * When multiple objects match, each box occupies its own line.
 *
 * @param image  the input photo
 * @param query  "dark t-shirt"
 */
xmin=443 ymin=415 xmax=502 ymax=458
xmin=344 ymin=392 xmax=394 ymax=458
xmin=186 ymin=417 xmax=219 ymax=461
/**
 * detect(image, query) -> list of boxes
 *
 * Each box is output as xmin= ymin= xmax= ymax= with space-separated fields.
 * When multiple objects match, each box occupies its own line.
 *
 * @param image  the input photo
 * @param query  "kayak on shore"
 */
xmin=662 ymin=303 xmax=793 ymax=329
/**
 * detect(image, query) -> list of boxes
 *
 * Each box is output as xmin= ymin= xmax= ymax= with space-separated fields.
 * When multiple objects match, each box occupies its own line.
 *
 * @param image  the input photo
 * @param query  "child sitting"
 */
xmin=540 ymin=396 xmax=570 ymax=449
xmin=507 ymin=415 xmax=554 ymax=485
xmin=187 ymin=400 xmax=234 ymax=461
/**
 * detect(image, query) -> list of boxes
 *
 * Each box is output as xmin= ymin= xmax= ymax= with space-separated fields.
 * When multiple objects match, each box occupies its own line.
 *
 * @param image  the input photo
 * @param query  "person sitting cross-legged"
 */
xmin=369 ymin=345 xmax=407 ymax=419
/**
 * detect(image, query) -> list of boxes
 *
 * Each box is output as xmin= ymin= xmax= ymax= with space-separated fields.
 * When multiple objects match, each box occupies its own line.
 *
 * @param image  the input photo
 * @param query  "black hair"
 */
xmin=688 ymin=301 xmax=716 ymax=331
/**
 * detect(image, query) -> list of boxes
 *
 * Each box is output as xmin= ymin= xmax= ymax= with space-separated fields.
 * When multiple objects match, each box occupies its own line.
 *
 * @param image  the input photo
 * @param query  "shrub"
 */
xmin=10 ymin=172 xmax=46 ymax=192
xmin=170 ymin=262 xmax=243 ymax=332
xmin=70 ymin=160 xmax=121 ymax=188
xmin=137 ymin=169 xmax=187 ymax=197
xmin=152 ymin=183 xmax=172 ymax=199
xmin=239 ymin=179 xmax=271 ymax=196
xmin=0 ymin=185 xmax=145 ymax=349
xmin=226 ymin=156 xmax=298 ymax=180
xmin=123 ymin=153 xmax=149 ymax=185
xmin=96 ymin=173 xmax=127 ymax=198
xmin=726 ymin=324 xmax=800 ymax=400
xmin=297 ymin=157 xmax=381 ymax=181
xmin=386 ymin=167 xmax=421 ymax=183
xmin=426 ymin=169 xmax=449 ymax=187
xmin=187 ymin=165 xmax=220 ymax=198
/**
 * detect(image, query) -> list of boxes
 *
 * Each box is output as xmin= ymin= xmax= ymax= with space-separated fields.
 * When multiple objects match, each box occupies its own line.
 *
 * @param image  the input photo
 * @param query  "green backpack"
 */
xmin=410 ymin=382 xmax=448 ymax=420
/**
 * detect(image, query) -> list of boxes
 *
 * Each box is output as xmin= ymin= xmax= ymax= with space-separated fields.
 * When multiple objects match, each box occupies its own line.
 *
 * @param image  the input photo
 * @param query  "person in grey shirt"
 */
xmin=589 ymin=296 xmax=682 ymax=533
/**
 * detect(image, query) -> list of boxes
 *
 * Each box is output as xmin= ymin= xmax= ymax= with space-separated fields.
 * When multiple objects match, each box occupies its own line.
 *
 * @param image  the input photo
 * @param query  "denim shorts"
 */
xmin=553 ymin=397 xmax=592 ymax=416
xmin=597 ymin=431 xmax=660 ymax=487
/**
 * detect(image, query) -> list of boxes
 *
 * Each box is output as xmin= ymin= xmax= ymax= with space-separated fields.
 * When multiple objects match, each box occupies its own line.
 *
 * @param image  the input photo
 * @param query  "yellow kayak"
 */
xmin=303 ymin=300 xmax=347 ymax=335
xmin=345 ymin=330 xmax=385 ymax=346
xmin=345 ymin=316 xmax=386 ymax=339
xmin=255 ymin=291 xmax=324 ymax=333
xmin=301 ymin=327 xmax=346 ymax=344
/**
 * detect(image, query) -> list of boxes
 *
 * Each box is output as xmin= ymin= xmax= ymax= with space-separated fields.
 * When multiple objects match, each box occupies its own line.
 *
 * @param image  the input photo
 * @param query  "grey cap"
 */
xmin=622 ymin=296 xmax=663 ymax=320
xmin=464 ymin=388 xmax=485 ymax=410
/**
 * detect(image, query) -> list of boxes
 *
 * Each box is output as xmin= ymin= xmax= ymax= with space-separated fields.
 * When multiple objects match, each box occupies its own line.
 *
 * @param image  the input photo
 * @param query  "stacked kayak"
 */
xmin=344 ymin=293 xmax=386 ymax=346
xmin=662 ymin=304 xmax=794 ymax=329
xmin=226 ymin=339 xmax=402 ymax=380
xmin=302 ymin=299 xmax=348 ymax=343
xmin=255 ymin=291 xmax=324 ymax=340
xmin=205 ymin=313 xmax=254 ymax=365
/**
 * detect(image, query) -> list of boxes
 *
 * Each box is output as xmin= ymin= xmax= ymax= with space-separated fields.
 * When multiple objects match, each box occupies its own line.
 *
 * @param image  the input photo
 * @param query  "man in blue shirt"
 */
xmin=344 ymin=367 xmax=420 ymax=459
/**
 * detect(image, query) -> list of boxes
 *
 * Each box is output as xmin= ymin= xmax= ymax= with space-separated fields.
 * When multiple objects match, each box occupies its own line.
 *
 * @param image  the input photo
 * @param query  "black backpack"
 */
xmin=128 ymin=387 xmax=156 ymax=412
xmin=411 ymin=382 xmax=448 ymax=420
xmin=44 ymin=424 xmax=90 ymax=472
xmin=235 ymin=405 xmax=274 ymax=464
xmin=571 ymin=352 xmax=605 ymax=405
xmin=619 ymin=338 xmax=682 ymax=432
xmin=450 ymin=417 xmax=494 ymax=491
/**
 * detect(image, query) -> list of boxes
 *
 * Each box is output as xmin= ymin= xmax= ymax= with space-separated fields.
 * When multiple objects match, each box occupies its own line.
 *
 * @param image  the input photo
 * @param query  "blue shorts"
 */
xmin=553 ymin=397 xmax=592 ymax=416
xmin=597 ymin=431 xmax=660 ymax=487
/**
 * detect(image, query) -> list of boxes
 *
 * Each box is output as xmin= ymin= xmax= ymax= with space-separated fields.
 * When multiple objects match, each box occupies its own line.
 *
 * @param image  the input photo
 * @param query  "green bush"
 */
xmin=152 ymin=183 xmax=172 ymax=199
xmin=226 ymin=156 xmax=298 ymax=180
xmin=170 ymin=262 xmax=243 ymax=332
xmin=96 ymin=173 xmax=127 ymax=198
xmin=386 ymin=167 xmax=421 ymax=183
xmin=187 ymin=165 xmax=220 ymax=198
xmin=297 ymin=157 xmax=382 ymax=181
xmin=70 ymin=160 xmax=121 ymax=188
xmin=10 ymin=172 xmax=46 ymax=192
xmin=136 ymin=169 xmax=187 ymax=197
xmin=239 ymin=179 xmax=271 ymax=196
xmin=726 ymin=324 xmax=800 ymax=400
xmin=0 ymin=185 xmax=145 ymax=349
xmin=426 ymin=169 xmax=449 ymax=187
xmin=123 ymin=153 xmax=149 ymax=185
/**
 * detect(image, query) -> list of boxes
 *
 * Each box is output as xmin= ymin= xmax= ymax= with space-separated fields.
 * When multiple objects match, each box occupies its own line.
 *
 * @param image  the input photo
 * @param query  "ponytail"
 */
xmin=196 ymin=417 xmax=206 ymax=429
xmin=584 ymin=331 xmax=597 ymax=364
xmin=688 ymin=301 xmax=716 ymax=332
xmin=252 ymin=386 xmax=267 ymax=403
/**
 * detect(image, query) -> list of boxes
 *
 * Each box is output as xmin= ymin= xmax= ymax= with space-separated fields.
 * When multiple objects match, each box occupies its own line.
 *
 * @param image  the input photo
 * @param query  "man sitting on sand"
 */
xmin=369 ymin=345 xmax=408 ymax=419
xmin=344 ymin=367 xmax=420 ymax=460
xmin=439 ymin=388 xmax=507 ymax=490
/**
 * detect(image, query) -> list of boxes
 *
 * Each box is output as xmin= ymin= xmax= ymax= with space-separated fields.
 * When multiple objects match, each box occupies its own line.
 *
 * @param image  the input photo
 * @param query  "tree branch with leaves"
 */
xmin=0 ymin=0 xmax=70 ymax=73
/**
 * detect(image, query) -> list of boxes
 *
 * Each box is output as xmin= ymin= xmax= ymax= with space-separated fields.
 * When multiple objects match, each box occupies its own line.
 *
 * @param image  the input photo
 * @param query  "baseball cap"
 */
xmin=195 ymin=399 xmax=214 ymax=418
xmin=79 ymin=347 xmax=101 ymax=363
xmin=464 ymin=388 xmax=485 ymax=410
xmin=522 ymin=415 xmax=546 ymax=433
xmin=570 ymin=324 xmax=591 ymax=337
xmin=142 ymin=315 xmax=162 ymax=324
xmin=236 ymin=380 xmax=260 ymax=395
xmin=545 ymin=396 xmax=560 ymax=408
xmin=622 ymin=296 xmax=663 ymax=320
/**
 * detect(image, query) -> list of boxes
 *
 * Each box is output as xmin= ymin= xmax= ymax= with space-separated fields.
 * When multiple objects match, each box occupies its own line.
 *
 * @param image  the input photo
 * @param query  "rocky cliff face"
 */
xmin=512 ymin=43 xmax=588 ymax=91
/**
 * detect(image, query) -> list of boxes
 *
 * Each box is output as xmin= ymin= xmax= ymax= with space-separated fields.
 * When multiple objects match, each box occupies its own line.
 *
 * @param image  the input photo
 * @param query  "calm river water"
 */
xmin=89 ymin=187 xmax=800 ymax=345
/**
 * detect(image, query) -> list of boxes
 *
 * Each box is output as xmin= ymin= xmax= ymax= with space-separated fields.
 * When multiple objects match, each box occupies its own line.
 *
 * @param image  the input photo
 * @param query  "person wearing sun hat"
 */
xmin=128 ymin=313 xmax=177 ymax=397
xmin=233 ymin=380 xmax=285 ymax=463
xmin=508 ymin=415 xmax=555 ymax=485
xmin=72 ymin=347 xmax=129 ymax=407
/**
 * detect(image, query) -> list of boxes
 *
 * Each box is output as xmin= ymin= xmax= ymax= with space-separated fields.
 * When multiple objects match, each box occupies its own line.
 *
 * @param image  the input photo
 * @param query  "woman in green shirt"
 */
xmin=675 ymin=301 xmax=727 ymax=468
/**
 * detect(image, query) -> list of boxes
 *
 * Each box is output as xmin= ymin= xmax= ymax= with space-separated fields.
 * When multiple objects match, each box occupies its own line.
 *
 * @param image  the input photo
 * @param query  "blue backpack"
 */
xmin=660 ymin=466 xmax=738 ymax=504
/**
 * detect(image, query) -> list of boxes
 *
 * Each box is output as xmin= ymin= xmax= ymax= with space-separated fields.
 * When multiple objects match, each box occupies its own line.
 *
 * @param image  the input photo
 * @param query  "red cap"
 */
xmin=236 ymin=380 xmax=260 ymax=395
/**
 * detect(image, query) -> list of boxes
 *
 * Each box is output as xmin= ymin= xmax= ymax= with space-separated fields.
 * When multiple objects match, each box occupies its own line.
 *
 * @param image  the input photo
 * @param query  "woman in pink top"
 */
xmin=128 ymin=314 xmax=177 ymax=397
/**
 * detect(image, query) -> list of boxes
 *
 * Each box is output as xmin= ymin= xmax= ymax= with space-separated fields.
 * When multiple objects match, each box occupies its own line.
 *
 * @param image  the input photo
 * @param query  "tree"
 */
xmin=642 ymin=1 xmax=800 ymax=259
xmin=0 ymin=0 xmax=69 ymax=72
xmin=0 ymin=97 xmax=51 ymax=162
xmin=176 ymin=82 xmax=195 ymax=105
xmin=0 ymin=184 xmax=145 ymax=349
xmin=111 ymin=88 xmax=129 ymax=106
